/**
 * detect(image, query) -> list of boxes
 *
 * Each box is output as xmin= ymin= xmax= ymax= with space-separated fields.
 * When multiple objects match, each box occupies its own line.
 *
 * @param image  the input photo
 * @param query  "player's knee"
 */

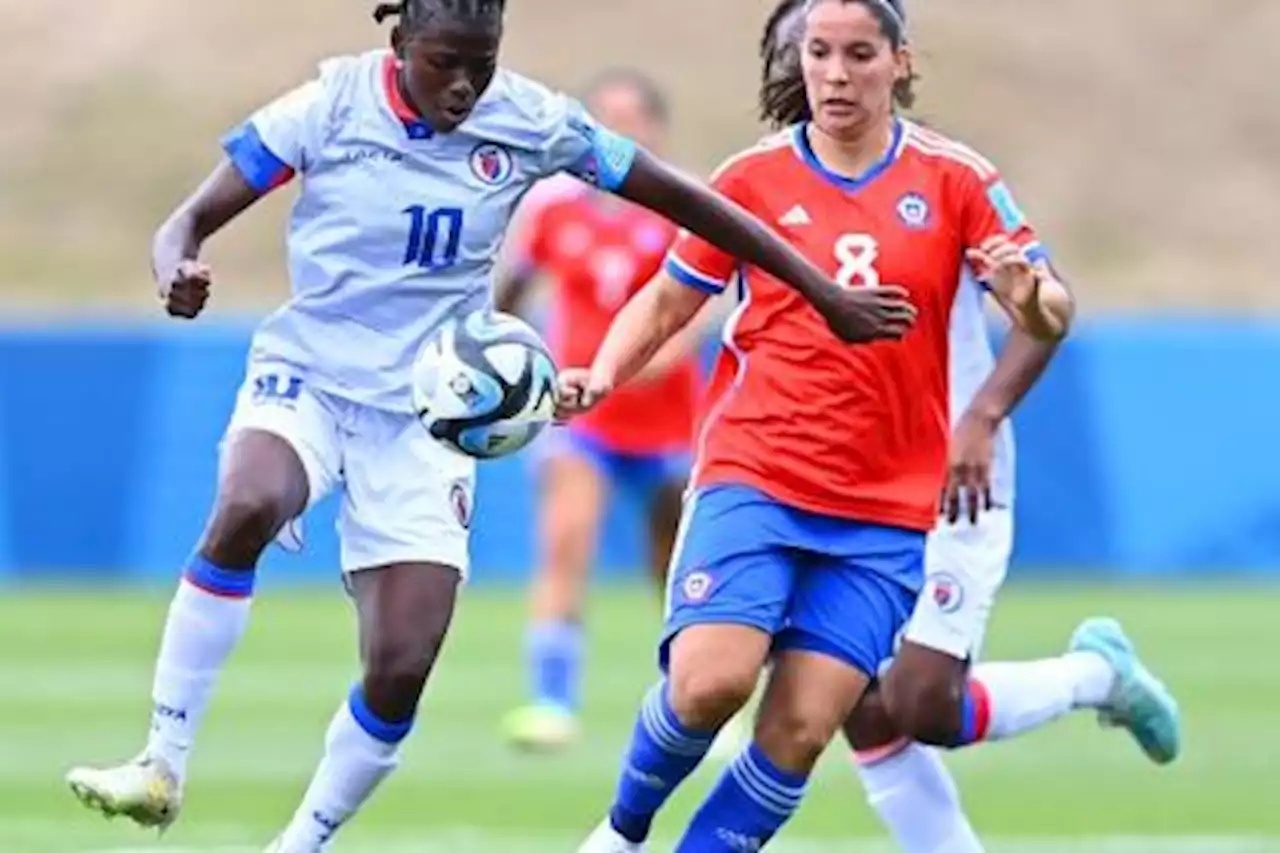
xmin=756 ymin=703 xmax=838 ymax=771
xmin=842 ymin=687 xmax=901 ymax=752
xmin=667 ymin=663 xmax=757 ymax=730
xmin=204 ymin=485 xmax=293 ymax=560
xmin=362 ymin=633 xmax=439 ymax=721
xmin=882 ymin=670 xmax=965 ymax=745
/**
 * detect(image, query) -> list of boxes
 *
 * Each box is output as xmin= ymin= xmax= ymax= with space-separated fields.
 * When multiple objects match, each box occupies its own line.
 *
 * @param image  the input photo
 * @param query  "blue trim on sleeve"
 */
xmin=1025 ymin=243 xmax=1051 ymax=265
xmin=589 ymin=126 xmax=638 ymax=193
xmin=665 ymin=256 xmax=727 ymax=294
xmin=220 ymin=122 xmax=294 ymax=193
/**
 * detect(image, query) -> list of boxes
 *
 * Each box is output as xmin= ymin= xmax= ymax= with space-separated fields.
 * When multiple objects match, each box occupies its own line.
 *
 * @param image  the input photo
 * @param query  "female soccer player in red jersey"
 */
xmin=495 ymin=70 xmax=708 ymax=751
xmin=563 ymin=1 xmax=1090 ymax=850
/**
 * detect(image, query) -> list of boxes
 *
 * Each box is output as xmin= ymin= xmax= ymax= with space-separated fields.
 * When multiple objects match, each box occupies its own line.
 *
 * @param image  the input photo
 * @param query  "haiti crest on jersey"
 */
xmin=470 ymin=142 xmax=513 ymax=186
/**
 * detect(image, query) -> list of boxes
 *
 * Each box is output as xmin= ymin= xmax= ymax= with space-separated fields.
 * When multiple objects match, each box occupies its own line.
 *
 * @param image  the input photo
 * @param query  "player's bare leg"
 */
xmin=504 ymin=449 xmax=605 ymax=751
xmin=673 ymin=650 xmax=870 ymax=850
xmin=272 ymin=561 xmax=459 ymax=851
xmin=66 ymin=430 xmax=309 ymax=830
xmin=645 ymin=480 xmax=684 ymax=591
xmin=844 ymin=626 xmax=1180 ymax=853
xmin=579 ymin=624 xmax=769 ymax=852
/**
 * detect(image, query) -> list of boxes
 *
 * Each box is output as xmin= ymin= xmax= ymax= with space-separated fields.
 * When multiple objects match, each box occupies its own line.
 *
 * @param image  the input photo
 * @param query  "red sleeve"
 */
xmin=663 ymin=157 xmax=758 ymax=294
xmin=960 ymin=167 xmax=1050 ymax=267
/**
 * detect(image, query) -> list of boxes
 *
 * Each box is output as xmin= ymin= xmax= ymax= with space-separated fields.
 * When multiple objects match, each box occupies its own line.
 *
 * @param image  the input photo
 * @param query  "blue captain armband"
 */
xmin=220 ymin=122 xmax=296 ymax=193
xmin=567 ymin=124 xmax=638 ymax=193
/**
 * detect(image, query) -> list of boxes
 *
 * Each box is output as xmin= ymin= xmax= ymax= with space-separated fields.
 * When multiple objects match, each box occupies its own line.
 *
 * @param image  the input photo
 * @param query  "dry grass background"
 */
xmin=1 ymin=0 xmax=1276 ymax=314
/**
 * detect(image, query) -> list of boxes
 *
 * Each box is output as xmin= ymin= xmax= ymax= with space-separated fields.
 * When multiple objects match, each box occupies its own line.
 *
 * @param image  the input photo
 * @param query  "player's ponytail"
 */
xmin=372 ymin=2 xmax=404 ymax=24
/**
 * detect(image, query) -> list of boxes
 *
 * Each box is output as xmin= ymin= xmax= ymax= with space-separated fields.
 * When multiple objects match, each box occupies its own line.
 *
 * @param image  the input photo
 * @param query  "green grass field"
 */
xmin=5 ymin=583 xmax=1277 ymax=852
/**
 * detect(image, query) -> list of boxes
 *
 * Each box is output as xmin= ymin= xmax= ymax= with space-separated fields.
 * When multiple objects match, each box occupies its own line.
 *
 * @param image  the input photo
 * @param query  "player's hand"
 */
xmin=942 ymin=409 xmax=998 ymax=525
xmin=966 ymin=236 xmax=1038 ymax=309
xmin=817 ymin=285 xmax=917 ymax=344
xmin=553 ymin=367 xmax=610 ymax=422
xmin=158 ymin=260 xmax=213 ymax=320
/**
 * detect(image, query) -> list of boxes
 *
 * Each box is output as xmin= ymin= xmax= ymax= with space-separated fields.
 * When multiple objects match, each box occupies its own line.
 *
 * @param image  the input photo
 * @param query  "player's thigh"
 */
xmin=536 ymin=429 xmax=609 ymax=573
xmin=661 ymin=486 xmax=796 ymax=718
xmin=903 ymin=508 xmax=1013 ymax=662
xmin=209 ymin=362 xmax=342 ymax=556
xmin=339 ymin=405 xmax=476 ymax=579
xmin=757 ymin=648 xmax=873 ymax=769
xmin=642 ymin=453 xmax=692 ymax=581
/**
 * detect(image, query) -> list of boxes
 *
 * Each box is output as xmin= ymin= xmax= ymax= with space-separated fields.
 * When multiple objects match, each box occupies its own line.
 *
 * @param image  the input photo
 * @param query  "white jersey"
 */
xmin=948 ymin=273 xmax=1015 ymax=506
xmin=222 ymin=50 xmax=638 ymax=411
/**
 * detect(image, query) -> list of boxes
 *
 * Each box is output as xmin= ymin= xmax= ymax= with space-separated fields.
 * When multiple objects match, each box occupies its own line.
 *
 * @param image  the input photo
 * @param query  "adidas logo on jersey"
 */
xmin=778 ymin=205 xmax=811 ymax=226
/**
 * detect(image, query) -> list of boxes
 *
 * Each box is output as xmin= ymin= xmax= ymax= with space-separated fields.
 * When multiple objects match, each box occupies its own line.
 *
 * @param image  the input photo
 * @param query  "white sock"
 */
xmin=277 ymin=696 xmax=403 ymax=850
xmin=855 ymin=743 xmax=984 ymax=853
xmin=147 ymin=578 xmax=253 ymax=779
xmin=971 ymin=652 xmax=1116 ymax=741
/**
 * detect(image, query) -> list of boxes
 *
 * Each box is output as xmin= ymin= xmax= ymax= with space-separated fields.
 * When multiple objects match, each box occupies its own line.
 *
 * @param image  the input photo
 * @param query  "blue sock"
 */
xmin=347 ymin=684 xmax=415 ymax=744
xmin=527 ymin=620 xmax=584 ymax=711
xmin=608 ymin=681 xmax=716 ymax=843
xmin=675 ymin=742 xmax=808 ymax=852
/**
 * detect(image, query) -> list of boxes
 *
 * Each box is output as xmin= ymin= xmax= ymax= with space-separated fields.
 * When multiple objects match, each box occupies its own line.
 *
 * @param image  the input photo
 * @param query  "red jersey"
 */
xmin=514 ymin=180 xmax=697 ymax=455
xmin=666 ymin=120 xmax=1046 ymax=531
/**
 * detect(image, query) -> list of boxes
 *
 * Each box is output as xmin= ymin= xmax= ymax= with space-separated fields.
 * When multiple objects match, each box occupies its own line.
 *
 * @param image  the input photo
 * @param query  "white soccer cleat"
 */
xmin=66 ymin=753 xmax=182 ymax=830
xmin=577 ymin=818 xmax=645 ymax=852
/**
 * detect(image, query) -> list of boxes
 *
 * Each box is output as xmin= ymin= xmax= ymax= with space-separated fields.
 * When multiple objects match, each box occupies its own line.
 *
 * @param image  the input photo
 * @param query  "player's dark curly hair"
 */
xmin=759 ymin=0 xmax=917 ymax=129
xmin=372 ymin=0 xmax=505 ymax=32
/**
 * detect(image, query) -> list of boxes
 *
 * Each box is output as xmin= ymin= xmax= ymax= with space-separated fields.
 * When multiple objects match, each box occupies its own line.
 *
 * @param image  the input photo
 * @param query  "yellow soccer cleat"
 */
xmin=66 ymin=753 xmax=182 ymax=830
xmin=501 ymin=702 xmax=580 ymax=752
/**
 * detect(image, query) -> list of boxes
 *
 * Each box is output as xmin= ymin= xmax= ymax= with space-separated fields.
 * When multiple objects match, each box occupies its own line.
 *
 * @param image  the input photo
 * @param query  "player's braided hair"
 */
xmin=759 ymin=0 xmax=917 ymax=129
xmin=372 ymin=0 xmax=505 ymax=32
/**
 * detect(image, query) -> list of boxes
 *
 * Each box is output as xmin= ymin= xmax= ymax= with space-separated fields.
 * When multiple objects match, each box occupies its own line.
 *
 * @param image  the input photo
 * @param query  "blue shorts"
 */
xmin=662 ymin=484 xmax=925 ymax=677
xmin=541 ymin=427 xmax=690 ymax=500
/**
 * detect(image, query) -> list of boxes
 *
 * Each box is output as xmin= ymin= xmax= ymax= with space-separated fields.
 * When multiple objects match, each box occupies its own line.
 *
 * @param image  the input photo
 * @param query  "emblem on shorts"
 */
xmin=470 ymin=142 xmax=513 ymax=186
xmin=928 ymin=572 xmax=964 ymax=614
xmin=896 ymin=192 xmax=931 ymax=229
xmin=449 ymin=479 xmax=472 ymax=529
xmin=682 ymin=570 xmax=712 ymax=603
xmin=252 ymin=373 xmax=303 ymax=409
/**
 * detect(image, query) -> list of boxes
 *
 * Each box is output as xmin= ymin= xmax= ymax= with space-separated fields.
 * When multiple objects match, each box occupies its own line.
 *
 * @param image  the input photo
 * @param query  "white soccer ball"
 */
xmin=412 ymin=311 xmax=560 ymax=460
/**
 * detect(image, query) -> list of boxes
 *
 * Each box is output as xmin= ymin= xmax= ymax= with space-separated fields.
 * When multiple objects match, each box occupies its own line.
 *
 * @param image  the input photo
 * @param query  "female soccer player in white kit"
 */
xmin=63 ymin=1 xmax=919 ymax=849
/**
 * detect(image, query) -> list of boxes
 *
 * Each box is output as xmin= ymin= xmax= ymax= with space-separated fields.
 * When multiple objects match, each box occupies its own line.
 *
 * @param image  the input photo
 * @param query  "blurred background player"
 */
xmin=60 ymin=0 xmax=912 ymax=848
xmin=495 ymin=69 xmax=707 ymax=752
xmin=562 ymin=0 xmax=1082 ymax=847
xmin=747 ymin=2 xmax=1179 ymax=851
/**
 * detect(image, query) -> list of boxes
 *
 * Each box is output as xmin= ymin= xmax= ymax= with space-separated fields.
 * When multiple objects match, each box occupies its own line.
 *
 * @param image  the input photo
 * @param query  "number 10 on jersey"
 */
xmin=403 ymin=205 xmax=463 ymax=269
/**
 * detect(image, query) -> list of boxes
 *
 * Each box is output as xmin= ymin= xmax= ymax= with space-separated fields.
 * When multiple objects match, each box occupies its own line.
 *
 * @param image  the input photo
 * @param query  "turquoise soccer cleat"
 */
xmin=1069 ymin=617 xmax=1182 ymax=765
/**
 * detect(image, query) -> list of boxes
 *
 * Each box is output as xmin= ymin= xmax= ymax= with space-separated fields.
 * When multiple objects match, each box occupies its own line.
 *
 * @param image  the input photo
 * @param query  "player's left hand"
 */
xmin=553 ymin=368 xmax=609 ymax=422
xmin=943 ymin=409 xmax=998 ymax=524
xmin=966 ymin=236 xmax=1039 ymax=309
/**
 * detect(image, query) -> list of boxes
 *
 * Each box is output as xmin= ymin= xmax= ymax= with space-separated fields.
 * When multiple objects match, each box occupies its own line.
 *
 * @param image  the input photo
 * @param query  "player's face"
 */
xmin=397 ymin=24 xmax=501 ymax=132
xmin=587 ymin=84 xmax=666 ymax=153
xmin=801 ymin=0 xmax=909 ymax=139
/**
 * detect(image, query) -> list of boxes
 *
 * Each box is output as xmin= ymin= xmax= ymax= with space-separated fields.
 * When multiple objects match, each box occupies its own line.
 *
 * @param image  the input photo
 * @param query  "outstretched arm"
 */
xmin=558 ymin=272 xmax=709 ymax=417
xmin=153 ymin=160 xmax=263 ymax=318
xmin=612 ymin=150 xmax=915 ymax=344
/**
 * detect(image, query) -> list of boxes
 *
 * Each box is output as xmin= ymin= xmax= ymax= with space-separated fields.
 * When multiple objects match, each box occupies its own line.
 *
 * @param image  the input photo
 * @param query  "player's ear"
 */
xmin=390 ymin=23 xmax=406 ymax=58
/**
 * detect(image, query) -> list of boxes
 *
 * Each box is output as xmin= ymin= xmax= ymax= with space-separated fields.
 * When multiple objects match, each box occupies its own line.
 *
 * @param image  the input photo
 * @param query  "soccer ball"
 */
xmin=412 ymin=311 xmax=560 ymax=460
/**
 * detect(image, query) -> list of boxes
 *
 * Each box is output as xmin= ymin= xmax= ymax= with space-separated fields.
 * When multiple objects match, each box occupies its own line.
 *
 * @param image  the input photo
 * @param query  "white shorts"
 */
xmin=902 ymin=508 xmax=1014 ymax=660
xmin=223 ymin=360 xmax=476 ymax=576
